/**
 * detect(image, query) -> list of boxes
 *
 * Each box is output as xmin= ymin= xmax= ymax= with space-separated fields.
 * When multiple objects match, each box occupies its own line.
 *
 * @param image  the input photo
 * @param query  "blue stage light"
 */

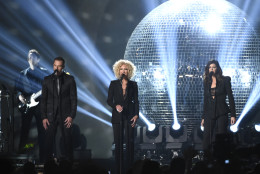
xmin=172 ymin=122 xmax=181 ymax=130
xmin=231 ymin=74 xmax=260 ymax=132
xmin=77 ymin=88 xmax=111 ymax=117
xmin=255 ymin=124 xmax=260 ymax=132
xmin=77 ymin=106 xmax=112 ymax=127
xmin=160 ymin=38 xmax=180 ymax=129
xmin=148 ymin=123 xmax=156 ymax=132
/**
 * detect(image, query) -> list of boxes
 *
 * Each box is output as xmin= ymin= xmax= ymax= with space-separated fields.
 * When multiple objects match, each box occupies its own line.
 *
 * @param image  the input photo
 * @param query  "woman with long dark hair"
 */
xmin=201 ymin=60 xmax=236 ymax=158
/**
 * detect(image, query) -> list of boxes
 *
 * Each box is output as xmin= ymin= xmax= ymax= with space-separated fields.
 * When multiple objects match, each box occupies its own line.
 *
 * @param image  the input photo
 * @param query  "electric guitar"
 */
xmin=18 ymin=90 xmax=42 ymax=114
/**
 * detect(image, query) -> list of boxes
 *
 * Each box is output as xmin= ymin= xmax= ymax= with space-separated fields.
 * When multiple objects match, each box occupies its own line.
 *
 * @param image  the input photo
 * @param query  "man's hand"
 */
xmin=64 ymin=116 xmax=73 ymax=128
xmin=231 ymin=117 xmax=236 ymax=125
xmin=19 ymin=95 xmax=26 ymax=104
xmin=42 ymin=118 xmax=50 ymax=130
xmin=131 ymin=115 xmax=138 ymax=127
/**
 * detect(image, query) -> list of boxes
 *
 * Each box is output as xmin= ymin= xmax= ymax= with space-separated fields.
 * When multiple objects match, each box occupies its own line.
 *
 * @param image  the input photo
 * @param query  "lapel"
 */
xmin=52 ymin=78 xmax=59 ymax=96
xmin=116 ymin=80 xmax=124 ymax=101
xmin=59 ymin=74 xmax=64 ymax=95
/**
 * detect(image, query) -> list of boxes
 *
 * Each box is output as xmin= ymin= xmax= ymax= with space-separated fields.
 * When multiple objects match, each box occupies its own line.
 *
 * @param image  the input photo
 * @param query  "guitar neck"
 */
xmin=32 ymin=90 xmax=42 ymax=99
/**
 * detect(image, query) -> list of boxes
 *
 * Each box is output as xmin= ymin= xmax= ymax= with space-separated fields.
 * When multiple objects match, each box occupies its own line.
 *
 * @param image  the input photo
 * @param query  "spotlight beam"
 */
xmin=30 ymin=0 xmax=114 ymax=86
xmin=235 ymin=75 xmax=260 ymax=127
xmin=0 ymin=3 xmax=58 ymax=62
xmin=159 ymin=29 xmax=180 ymax=129
xmin=77 ymin=106 xmax=112 ymax=127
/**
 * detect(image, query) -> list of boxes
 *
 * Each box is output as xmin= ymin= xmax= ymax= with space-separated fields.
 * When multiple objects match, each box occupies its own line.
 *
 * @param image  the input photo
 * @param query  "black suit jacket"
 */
xmin=41 ymin=72 xmax=77 ymax=122
xmin=202 ymin=76 xmax=236 ymax=119
xmin=107 ymin=80 xmax=139 ymax=124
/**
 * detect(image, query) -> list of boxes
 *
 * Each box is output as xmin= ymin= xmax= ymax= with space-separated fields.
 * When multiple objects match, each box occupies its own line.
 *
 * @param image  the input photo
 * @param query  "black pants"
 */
xmin=44 ymin=116 xmax=73 ymax=162
xmin=113 ymin=120 xmax=135 ymax=174
xmin=19 ymin=104 xmax=45 ymax=162
xmin=203 ymin=114 xmax=228 ymax=153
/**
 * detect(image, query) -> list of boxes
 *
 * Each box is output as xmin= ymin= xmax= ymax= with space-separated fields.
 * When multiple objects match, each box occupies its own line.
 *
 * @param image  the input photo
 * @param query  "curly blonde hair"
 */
xmin=113 ymin=59 xmax=136 ymax=79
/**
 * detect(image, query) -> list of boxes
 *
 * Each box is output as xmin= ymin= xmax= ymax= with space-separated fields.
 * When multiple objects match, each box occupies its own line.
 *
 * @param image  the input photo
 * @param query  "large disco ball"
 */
xmin=124 ymin=0 xmax=260 ymax=133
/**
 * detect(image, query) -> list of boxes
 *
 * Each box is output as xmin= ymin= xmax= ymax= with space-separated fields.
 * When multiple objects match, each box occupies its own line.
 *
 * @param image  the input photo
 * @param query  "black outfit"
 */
xmin=107 ymin=80 xmax=139 ymax=174
xmin=202 ymin=76 xmax=236 ymax=152
xmin=41 ymin=72 xmax=77 ymax=162
xmin=15 ymin=66 xmax=48 ymax=162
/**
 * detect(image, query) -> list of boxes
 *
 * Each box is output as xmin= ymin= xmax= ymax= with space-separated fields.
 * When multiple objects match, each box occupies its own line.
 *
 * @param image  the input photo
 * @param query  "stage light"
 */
xmin=143 ymin=125 xmax=163 ymax=143
xmin=172 ymin=122 xmax=181 ymax=130
xmin=139 ymin=113 xmax=156 ymax=131
xmin=165 ymin=125 xmax=188 ymax=150
xmin=77 ymin=88 xmax=111 ymax=117
xmin=167 ymin=125 xmax=187 ymax=142
xmin=234 ymin=74 xmax=260 ymax=131
xmin=148 ymin=123 xmax=156 ymax=131
xmin=136 ymin=125 xmax=163 ymax=159
xmin=230 ymin=125 xmax=238 ymax=133
xmin=77 ymin=106 xmax=112 ymax=127
xmin=255 ymin=124 xmax=260 ymax=132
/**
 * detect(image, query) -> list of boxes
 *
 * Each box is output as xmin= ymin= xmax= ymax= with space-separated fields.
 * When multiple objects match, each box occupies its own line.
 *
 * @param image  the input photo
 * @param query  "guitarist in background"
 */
xmin=15 ymin=49 xmax=48 ymax=162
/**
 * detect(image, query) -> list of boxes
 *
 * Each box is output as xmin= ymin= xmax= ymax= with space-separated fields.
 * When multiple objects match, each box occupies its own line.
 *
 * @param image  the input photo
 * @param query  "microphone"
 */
xmin=53 ymin=69 xmax=58 ymax=75
xmin=120 ymin=74 xmax=126 ymax=82
xmin=52 ymin=69 xmax=58 ymax=79
xmin=209 ymin=71 xmax=214 ymax=78
xmin=209 ymin=71 xmax=214 ymax=85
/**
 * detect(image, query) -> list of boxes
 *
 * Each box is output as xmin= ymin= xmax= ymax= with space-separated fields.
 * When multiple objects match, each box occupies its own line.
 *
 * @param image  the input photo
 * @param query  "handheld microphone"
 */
xmin=52 ymin=69 xmax=58 ymax=79
xmin=53 ymin=69 xmax=58 ymax=75
xmin=209 ymin=71 xmax=214 ymax=85
xmin=120 ymin=74 xmax=126 ymax=82
xmin=209 ymin=71 xmax=214 ymax=78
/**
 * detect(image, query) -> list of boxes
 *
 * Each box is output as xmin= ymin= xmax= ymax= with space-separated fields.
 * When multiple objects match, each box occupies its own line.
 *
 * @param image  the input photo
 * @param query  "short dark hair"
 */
xmin=53 ymin=56 xmax=65 ymax=67
xmin=28 ymin=49 xmax=40 ymax=61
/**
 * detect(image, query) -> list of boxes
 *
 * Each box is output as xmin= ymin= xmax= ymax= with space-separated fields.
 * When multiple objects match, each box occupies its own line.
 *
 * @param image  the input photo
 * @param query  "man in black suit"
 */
xmin=41 ymin=57 xmax=77 ymax=162
xmin=15 ymin=49 xmax=48 ymax=162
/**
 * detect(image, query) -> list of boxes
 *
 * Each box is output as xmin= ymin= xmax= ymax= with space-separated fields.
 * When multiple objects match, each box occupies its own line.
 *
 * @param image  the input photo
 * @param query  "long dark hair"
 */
xmin=203 ymin=60 xmax=223 ymax=85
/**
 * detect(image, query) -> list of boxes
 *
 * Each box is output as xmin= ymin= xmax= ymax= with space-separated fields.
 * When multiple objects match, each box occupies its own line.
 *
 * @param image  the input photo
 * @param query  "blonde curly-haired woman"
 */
xmin=107 ymin=59 xmax=139 ymax=174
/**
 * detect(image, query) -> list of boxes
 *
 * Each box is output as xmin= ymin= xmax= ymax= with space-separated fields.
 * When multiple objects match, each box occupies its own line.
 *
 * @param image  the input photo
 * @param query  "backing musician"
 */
xmin=15 ymin=49 xmax=48 ymax=162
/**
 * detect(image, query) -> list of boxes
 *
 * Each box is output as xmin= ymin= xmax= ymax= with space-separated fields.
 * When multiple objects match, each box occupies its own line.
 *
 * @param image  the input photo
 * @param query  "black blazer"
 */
xmin=41 ymin=72 xmax=77 ymax=122
xmin=202 ymin=76 xmax=236 ymax=119
xmin=107 ymin=80 xmax=139 ymax=124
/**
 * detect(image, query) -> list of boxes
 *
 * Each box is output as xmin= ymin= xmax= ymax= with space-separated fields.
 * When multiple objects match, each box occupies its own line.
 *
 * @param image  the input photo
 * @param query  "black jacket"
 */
xmin=15 ymin=66 xmax=48 ymax=98
xmin=107 ymin=80 xmax=139 ymax=124
xmin=41 ymin=72 xmax=77 ymax=122
xmin=202 ymin=76 xmax=236 ymax=119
